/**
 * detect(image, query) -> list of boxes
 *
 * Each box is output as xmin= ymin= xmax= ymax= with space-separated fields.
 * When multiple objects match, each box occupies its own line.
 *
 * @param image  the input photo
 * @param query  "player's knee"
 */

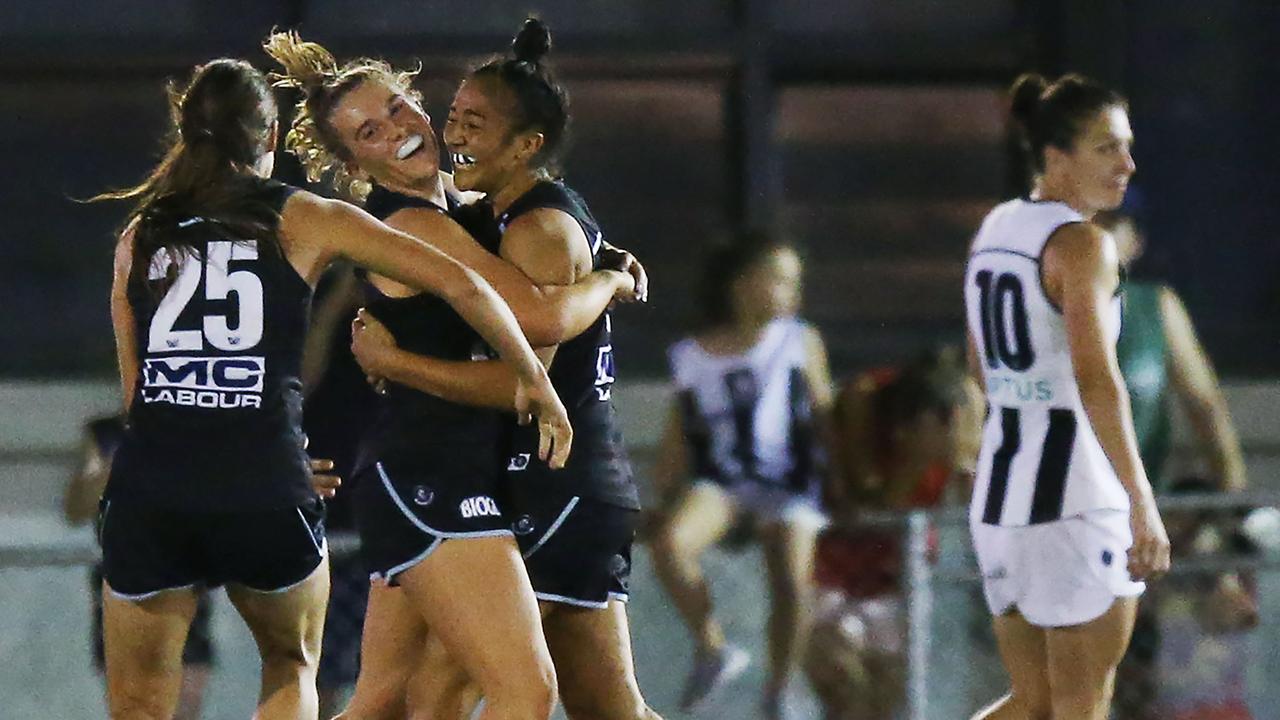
xmin=560 ymin=678 xmax=653 ymax=720
xmin=258 ymin=635 xmax=319 ymax=676
xmin=483 ymin=657 xmax=557 ymax=719
xmin=108 ymin=688 xmax=174 ymax=720
xmin=1050 ymin=687 xmax=1108 ymax=720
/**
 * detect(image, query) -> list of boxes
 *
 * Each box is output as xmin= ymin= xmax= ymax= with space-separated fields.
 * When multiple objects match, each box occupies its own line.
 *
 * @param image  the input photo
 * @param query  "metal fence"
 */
xmin=4 ymin=493 xmax=1280 ymax=719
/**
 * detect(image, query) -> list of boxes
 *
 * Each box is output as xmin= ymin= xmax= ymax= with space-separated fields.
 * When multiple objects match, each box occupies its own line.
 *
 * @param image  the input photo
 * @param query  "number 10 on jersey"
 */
xmin=974 ymin=270 xmax=1034 ymax=371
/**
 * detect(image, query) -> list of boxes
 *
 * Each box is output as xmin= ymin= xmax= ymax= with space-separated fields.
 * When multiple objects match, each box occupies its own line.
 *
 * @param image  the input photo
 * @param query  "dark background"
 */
xmin=1 ymin=0 xmax=1275 ymax=379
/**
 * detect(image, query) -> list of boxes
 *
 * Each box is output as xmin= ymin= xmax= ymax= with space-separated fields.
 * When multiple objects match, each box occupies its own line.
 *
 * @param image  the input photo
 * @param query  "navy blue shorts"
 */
xmin=507 ymin=489 xmax=637 ymax=609
xmin=354 ymin=461 xmax=511 ymax=586
xmin=99 ymin=497 xmax=326 ymax=600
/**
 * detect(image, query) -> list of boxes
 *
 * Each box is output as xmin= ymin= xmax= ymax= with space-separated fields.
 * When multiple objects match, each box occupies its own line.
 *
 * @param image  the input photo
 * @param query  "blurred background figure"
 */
xmin=62 ymin=413 xmax=215 ymax=720
xmin=299 ymin=264 xmax=377 ymax=718
xmin=1149 ymin=476 xmax=1259 ymax=720
xmin=1097 ymin=211 xmax=1250 ymax=720
xmin=3 ymin=2 xmax=1278 ymax=718
xmin=649 ymin=233 xmax=834 ymax=720
xmin=805 ymin=348 xmax=981 ymax=720
xmin=1104 ymin=211 xmax=1246 ymax=493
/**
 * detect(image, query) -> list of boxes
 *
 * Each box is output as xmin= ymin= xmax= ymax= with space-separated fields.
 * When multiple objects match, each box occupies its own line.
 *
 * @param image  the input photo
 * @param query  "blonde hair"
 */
xmin=263 ymin=30 xmax=422 ymax=202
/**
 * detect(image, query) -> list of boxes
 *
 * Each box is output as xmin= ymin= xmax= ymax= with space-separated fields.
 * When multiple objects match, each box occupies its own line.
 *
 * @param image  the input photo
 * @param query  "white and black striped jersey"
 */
xmin=963 ymin=199 xmax=1130 ymax=528
xmin=669 ymin=318 xmax=821 ymax=496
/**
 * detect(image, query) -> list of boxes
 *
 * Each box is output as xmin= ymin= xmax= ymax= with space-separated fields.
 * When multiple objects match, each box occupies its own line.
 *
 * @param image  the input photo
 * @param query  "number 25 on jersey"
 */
xmin=148 ymin=241 xmax=265 ymax=353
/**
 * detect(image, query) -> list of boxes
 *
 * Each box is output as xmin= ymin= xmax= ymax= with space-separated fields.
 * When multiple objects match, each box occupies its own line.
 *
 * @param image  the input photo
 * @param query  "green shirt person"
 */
xmin=1103 ymin=212 xmax=1246 ymax=494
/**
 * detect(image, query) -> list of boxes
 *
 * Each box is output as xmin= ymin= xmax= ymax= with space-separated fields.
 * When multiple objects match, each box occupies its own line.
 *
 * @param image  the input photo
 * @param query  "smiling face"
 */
xmin=1044 ymin=105 xmax=1136 ymax=214
xmin=443 ymin=76 xmax=543 ymax=194
xmin=326 ymin=78 xmax=439 ymax=190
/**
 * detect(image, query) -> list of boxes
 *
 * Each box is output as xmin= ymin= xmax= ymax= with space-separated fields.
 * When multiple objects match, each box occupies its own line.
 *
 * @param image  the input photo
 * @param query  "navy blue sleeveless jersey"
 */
xmin=497 ymin=181 xmax=640 ymax=510
xmin=353 ymin=186 xmax=505 ymax=474
xmin=107 ymin=179 xmax=314 ymax=511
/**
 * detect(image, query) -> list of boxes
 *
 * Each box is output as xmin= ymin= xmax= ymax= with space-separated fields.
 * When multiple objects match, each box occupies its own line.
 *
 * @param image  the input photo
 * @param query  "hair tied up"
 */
xmin=511 ymin=17 xmax=552 ymax=64
xmin=1009 ymin=72 xmax=1048 ymax=130
xmin=264 ymin=30 xmax=340 ymax=91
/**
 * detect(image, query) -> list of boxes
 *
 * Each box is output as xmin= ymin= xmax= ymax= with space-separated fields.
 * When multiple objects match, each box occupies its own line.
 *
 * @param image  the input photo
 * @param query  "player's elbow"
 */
xmin=436 ymin=264 xmax=488 ymax=307
xmin=524 ymin=306 xmax=573 ymax=348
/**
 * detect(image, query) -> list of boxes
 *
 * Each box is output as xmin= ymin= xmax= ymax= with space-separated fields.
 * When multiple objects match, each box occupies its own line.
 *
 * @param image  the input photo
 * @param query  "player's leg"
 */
xmin=220 ymin=499 xmax=331 ymax=720
xmin=542 ymin=599 xmax=663 ymax=720
xmin=102 ymin=586 xmax=199 ymax=720
xmin=404 ymin=634 xmax=478 ymax=720
xmin=99 ymin=500 xmax=203 ymax=720
xmin=969 ymin=610 xmax=1052 ymax=720
xmin=333 ymin=583 xmax=423 ymax=720
xmin=226 ymin=555 xmax=330 ymax=720
xmin=396 ymin=535 xmax=557 ymax=720
xmin=173 ymin=592 xmax=216 ymax=720
xmin=1045 ymin=596 xmax=1138 ymax=720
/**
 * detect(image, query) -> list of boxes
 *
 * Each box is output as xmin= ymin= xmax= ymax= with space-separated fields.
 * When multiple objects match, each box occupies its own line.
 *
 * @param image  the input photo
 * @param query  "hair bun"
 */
xmin=511 ymin=17 xmax=552 ymax=64
xmin=1009 ymin=72 xmax=1047 ymax=129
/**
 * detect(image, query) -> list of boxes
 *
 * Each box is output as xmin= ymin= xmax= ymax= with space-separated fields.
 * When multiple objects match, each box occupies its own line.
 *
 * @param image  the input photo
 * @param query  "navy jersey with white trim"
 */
xmin=353 ymin=186 xmax=505 ymax=474
xmin=497 ymin=181 xmax=639 ymax=510
xmin=108 ymin=179 xmax=314 ymax=511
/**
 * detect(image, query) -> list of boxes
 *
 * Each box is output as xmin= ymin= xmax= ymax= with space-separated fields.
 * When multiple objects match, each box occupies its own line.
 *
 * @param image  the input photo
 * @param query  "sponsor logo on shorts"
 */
xmin=459 ymin=496 xmax=500 ymax=519
xmin=1101 ymin=549 xmax=1113 ymax=566
xmin=984 ymin=566 xmax=1008 ymax=580
xmin=512 ymin=515 xmax=536 ymax=535
xmin=412 ymin=486 xmax=435 ymax=506
xmin=507 ymin=453 xmax=531 ymax=472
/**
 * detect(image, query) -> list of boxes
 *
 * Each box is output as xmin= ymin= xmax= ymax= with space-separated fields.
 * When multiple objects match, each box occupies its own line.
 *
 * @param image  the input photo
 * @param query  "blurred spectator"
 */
xmin=805 ymin=348 xmax=981 ymax=720
xmin=63 ymin=414 xmax=214 ymax=720
xmin=649 ymin=234 xmax=833 ymax=720
xmin=1150 ymin=476 xmax=1258 ymax=720
xmin=1100 ymin=212 xmax=1249 ymax=720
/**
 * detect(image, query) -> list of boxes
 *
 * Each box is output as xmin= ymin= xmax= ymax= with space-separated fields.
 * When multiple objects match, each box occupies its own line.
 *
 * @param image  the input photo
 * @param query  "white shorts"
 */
xmin=693 ymin=478 xmax=828 ymax=532
xmin=971 ymin=509 xmax=1145 ymax=627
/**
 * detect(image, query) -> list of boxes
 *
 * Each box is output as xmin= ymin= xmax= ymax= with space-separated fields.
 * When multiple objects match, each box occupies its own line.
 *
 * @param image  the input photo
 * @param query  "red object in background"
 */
xmin=814 ymin=367 xmax=951 ymax=599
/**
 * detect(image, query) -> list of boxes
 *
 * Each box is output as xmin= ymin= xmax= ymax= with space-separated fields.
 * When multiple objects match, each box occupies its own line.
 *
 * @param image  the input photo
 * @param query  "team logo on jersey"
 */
xmin=594 ymin=345 xmax=615 ymax=401
xmin=507 ymin=453 xmax=531 ymax=472
xmin=512 ymin=515 xmax=536 ymax=536
xmin=412 ymin=486 xmax=435 ymax=506
xmin=141 ymin=356 xmax=265 ymax=409
xmin=459 ymin=495 xmax=500 ymax=519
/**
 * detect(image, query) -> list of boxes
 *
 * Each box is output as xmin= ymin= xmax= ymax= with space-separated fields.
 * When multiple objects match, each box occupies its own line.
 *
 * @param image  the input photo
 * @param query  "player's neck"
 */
xmin=724 ymin=317 xmax=771 ymax=349
xmin=381 ymin=173 xmax=448 ymax=209
xmin=1030 ymin=179 xmax=1096 ymax=220
xmin=489 ymin=170 xmax=545 ymax=218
